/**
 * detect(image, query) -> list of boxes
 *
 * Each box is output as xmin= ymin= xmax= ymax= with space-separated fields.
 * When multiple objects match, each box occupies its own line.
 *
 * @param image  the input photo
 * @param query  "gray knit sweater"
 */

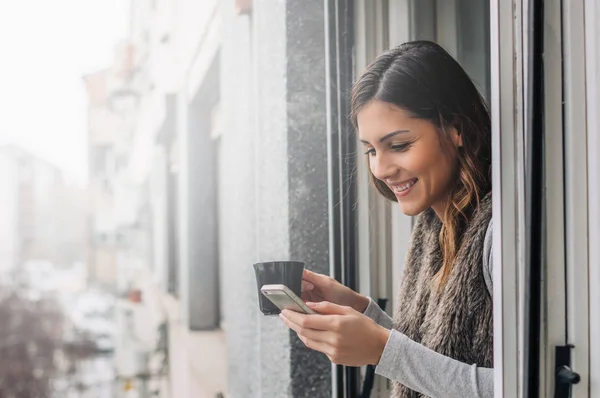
xmin=363 ymin=220 xmax=494 ymax=398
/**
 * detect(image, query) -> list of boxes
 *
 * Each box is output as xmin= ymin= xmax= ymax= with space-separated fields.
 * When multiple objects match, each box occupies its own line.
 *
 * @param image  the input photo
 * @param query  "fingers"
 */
xmin=299 ymin=336 xmax=335 ymax=359
xmin=302 ymin=269 xmax=324 ymax=285
xmin=301 ymin=280 xmax=315 ymax=292
xmin=301 ymin=291 xmax=317 ymax=303
xmin=280 ymin=309 xmax=338 ymax=331
xmin=280 ymin=313 xmax=332 ymax=344
xmin=305 ymin=301 xmax=353 ymax=316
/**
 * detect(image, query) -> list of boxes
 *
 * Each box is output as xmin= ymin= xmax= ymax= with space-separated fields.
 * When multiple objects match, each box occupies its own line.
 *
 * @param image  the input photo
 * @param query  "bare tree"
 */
xmin=0 ymin=285 xmax=96 ymax=398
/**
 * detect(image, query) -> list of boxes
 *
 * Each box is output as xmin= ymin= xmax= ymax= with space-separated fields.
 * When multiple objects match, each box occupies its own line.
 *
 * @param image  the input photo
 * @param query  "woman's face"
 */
xmin=356 ymin=100 xmax=462 ymax=217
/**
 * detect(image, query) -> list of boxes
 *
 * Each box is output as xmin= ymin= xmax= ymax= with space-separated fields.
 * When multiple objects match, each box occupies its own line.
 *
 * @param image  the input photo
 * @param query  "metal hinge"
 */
xmin=554 ymin=345 xmax=581 ymax=398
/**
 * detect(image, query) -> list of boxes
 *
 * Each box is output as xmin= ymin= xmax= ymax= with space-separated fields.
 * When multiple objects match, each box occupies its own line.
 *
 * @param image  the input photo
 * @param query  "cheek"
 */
xmin=402 ymin=144 xmax=441 ymax=177
xmin=427 ymin=150 xmax=458 ymax=192
xmin=409 ymin=144 xmax=456 ymax=190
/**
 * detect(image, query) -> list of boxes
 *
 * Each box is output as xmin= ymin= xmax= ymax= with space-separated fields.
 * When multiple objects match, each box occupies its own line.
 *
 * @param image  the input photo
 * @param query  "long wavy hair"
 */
xmin=350 ymin=41 xmax=492 ymax=288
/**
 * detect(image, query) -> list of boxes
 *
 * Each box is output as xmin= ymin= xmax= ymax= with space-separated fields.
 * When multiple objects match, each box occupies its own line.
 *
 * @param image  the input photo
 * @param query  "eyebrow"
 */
xmin=359 ymin=130 xmax=410 ymax=145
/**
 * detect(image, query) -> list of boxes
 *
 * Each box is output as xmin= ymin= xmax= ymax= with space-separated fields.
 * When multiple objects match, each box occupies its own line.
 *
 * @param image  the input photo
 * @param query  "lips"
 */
xmin=389 ymin=178 xmax=418 ymax=195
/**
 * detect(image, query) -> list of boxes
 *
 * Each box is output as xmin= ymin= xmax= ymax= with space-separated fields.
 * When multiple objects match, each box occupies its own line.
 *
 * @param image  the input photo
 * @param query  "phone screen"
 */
xmin=261 ymin=289 xmax=315 ymax=314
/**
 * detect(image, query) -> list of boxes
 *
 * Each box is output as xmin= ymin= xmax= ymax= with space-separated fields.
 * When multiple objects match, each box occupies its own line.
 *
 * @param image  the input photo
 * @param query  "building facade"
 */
xmin=0 ymin=144 xmax=86 ymax=273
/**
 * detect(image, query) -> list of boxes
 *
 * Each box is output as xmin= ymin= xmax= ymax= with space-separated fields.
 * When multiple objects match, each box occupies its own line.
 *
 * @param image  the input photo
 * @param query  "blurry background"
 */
xmin=0 ymin=1 xmax=129 ymax=397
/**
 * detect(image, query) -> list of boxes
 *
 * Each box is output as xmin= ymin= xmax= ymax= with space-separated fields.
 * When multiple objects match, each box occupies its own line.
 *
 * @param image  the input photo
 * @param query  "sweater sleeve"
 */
xmin=375 ymin=330 xmax=494 ymax=398
xmin=362 ymin=297 xmax=393 ymax=329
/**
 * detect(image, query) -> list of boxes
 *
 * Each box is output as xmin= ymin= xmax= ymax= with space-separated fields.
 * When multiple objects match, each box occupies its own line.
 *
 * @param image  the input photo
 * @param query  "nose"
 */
xmin=369 ymin=152 xmax=398 ymax=182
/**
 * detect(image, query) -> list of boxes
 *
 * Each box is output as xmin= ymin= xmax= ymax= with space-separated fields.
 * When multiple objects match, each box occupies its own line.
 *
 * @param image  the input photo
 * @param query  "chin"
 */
xmin=397 ymin=201 xmax=425 ymax=217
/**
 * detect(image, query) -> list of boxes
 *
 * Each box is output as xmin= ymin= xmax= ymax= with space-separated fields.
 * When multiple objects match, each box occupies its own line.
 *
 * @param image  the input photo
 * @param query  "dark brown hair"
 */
xmin=350 ymin=41 xmax=492 ymax=288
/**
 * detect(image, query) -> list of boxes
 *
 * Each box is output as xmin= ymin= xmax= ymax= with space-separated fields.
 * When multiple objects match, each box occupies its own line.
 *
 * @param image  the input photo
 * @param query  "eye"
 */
xmin=390 ymin=143 xmax=411 ymax=152
xmin=364 ymin=147 xmax=376 ymax=156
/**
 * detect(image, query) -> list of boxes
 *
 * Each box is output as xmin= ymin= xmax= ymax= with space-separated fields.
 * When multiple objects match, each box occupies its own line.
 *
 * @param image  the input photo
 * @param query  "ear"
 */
xmin=449 ymin=126 xmax=463 ymax=148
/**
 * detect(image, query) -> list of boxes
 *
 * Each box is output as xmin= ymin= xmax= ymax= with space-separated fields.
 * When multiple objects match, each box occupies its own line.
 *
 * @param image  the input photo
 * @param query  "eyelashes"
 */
xmin=391 ymin=143 xmax=411 ymax=152
xmin=364 ymin=142 xmax=412 ymax=156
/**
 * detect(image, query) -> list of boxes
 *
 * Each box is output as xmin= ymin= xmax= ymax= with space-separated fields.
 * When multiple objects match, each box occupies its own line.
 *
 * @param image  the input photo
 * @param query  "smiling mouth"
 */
xmin=390 ymin=178 xmax=418 ymax=194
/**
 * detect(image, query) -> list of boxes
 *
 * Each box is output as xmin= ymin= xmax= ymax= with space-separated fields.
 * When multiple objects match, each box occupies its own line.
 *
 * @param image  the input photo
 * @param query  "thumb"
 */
xmin=306 ymin=301 xmax=352 ymax=315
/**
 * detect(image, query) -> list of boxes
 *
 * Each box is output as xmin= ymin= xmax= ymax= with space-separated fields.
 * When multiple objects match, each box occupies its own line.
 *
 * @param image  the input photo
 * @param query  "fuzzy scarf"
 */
xmin=392 ymin=193 xmax=493 ymax=398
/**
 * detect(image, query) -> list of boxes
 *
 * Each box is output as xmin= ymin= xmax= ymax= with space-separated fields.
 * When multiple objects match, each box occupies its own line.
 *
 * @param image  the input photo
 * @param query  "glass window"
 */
xmin=356 ymin=0 xmax=491 ymax=313
xmin=355 ymin=2 xmax=491 ymax=396
xmin=408 ymin=0 xmax=490 ymax=98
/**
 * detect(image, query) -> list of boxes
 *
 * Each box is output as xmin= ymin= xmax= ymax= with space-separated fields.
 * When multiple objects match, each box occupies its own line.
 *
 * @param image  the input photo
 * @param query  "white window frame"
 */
xmin=490 ymin=0 xmax=523 ymax=396
xmin=563 ymin=1 xmax=591 ymax=397
xmin=585 ymin=0 xmax=600 ymax=396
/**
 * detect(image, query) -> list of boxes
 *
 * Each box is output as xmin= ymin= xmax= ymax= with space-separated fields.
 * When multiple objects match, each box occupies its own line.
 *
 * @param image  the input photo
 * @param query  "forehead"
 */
xmin=356 ymin=101 xmax=413 ymax=139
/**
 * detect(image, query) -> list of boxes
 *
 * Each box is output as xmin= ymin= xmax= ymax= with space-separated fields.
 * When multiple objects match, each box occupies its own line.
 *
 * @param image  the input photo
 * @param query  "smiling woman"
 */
xmin=351 ymin=42 xmax=492 ymax=290
xmin=280 ymin=41 xmax=495 ymax=398
xmin=356 ymin=105 xmax=460 ymax=218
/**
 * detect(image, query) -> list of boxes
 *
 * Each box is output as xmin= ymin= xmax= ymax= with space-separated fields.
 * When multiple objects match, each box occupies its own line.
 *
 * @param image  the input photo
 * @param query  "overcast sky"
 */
xmin=0 ymin=0 xmax=129 ymax=182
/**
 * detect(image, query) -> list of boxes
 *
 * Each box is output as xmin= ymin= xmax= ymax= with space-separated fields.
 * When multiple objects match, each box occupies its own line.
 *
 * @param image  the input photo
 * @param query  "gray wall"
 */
xmin=186 ymin=57 xmax=221 ymax=330
xmin=285 ymin=0 xmax=332 ymax=395
xmin=220 ymin=0 xmax=332 ymax=396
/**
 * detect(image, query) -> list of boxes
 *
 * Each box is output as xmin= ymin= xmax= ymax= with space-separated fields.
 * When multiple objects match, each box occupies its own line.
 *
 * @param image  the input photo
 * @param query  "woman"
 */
xmin=279 ymin=41 xmax=494 ymax=398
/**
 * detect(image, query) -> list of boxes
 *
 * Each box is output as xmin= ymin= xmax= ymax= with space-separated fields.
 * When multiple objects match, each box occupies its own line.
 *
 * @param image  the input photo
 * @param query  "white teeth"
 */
xmin=392 ymin=179 xmax=416 ymax=193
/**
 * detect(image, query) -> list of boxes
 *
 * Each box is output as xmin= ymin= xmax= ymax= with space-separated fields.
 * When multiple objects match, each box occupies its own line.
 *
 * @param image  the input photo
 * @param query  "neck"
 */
xmin=431 ymin=199 xmax=449 ymax=222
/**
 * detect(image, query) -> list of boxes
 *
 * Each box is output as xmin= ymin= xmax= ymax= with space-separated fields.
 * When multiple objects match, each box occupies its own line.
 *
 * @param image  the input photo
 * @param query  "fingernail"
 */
xmin=306 ymin=302 xmax=317 ymax=307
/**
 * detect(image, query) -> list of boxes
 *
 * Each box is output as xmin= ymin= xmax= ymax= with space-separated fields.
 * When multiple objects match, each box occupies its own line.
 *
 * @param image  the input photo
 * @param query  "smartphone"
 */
xmin=260 ymin=284 xmax=315 ymax=315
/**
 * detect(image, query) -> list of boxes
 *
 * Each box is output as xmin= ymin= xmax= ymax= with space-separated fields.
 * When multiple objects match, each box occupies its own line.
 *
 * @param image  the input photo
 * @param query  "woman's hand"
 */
xmin=301 ymin=269 xmax=370 ymax=313
xmin=279 ymin=301 xmax=390 ymax=366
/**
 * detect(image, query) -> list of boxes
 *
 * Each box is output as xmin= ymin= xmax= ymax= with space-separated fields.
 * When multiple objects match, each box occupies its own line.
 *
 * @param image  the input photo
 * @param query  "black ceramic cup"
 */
xmin=253 ymin=261 xmax=305 ymax=315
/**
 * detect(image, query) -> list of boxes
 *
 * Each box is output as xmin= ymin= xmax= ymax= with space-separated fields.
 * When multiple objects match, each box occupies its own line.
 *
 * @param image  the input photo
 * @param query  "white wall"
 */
xmin=124 ymin=0 xmax=229 ymax=396
xmin=0 ymin=151 xmax=19 ymax=272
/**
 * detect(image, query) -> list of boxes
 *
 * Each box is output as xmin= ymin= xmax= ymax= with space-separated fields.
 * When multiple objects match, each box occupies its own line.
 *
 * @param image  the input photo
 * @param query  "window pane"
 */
xmin=402 ymin=0 xmax=491 ymax=99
